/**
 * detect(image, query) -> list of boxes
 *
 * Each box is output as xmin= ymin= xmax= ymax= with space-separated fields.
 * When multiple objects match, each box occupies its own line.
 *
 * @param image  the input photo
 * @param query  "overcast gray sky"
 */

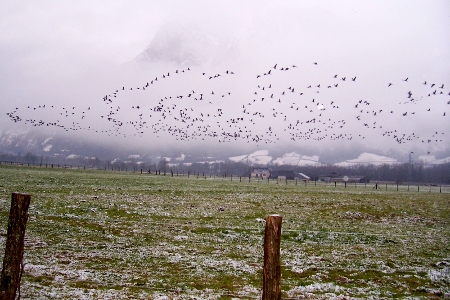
xmin=1 ymin=1 xmax=449 ymax=163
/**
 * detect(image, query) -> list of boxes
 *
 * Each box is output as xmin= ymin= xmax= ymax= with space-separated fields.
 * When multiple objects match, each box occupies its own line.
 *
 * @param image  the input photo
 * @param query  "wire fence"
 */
xmin=1 ymin=160 xmax=450 ymax=193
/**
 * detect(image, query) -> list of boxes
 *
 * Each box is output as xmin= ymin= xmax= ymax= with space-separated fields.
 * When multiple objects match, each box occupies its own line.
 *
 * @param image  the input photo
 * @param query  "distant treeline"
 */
xmin=1 ymin=152 xmax=450 ymax=184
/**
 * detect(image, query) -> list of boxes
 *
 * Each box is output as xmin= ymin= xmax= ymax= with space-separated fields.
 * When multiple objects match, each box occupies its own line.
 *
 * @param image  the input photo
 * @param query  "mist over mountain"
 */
xmin=2 ymin=126 xmax=449 ymax=168
xmin=1 ymin=3 xmax=449 ymax=168
xmin=135 ymin=22 xmax=230 ymax=67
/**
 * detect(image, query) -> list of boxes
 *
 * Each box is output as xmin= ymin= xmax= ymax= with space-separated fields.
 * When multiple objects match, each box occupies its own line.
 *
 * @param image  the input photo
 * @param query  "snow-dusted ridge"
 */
xmin=272 ymin=152 xmax=321 ymax=166
xmin=229 ymin=150 xmax=272 ymax=165
xmin=334 ymin=152 xmax=399 ymax=167
xmin=418 ymin=155 xmax=450 ymax=165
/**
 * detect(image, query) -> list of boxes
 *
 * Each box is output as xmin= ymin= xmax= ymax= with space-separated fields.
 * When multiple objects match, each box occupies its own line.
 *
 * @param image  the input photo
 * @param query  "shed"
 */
xmin=330 ymin=175 xmax=370 ymax=183
xmin=297 ymin=173 xmax=311 ymax=182
xmin=269 ymin=170 xmax=297 ymax=180
xmin=251 ymin=168 xmax=271 ymax=179
xmin=318 ymin=172 xmax=341 ymax=182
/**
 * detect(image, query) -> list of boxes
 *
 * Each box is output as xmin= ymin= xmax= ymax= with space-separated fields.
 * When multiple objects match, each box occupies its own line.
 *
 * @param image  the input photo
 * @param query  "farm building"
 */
xmin=319 ymin=172 xmax=340 ymax=182
xmin=251 ymin=168 xmax=270 ymax=179
xmin=269 ymin=171 xmax=312 ymax=181
xmin=319 ymin=172 xmax=369 ymax=183
xmin=298 ymin=172 xmax=311 ymax=182
xmin=334 ymin=175 xmax=369 ymax=183
xmin=269 ymin=170 xmax=297 ymax=180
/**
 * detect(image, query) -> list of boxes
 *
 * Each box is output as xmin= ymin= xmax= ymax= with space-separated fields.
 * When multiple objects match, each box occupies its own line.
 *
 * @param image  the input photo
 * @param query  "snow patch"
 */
xmin=229 ymin=150 xmax=272 ymax=165
xmin=42 ymin=137 xmax=52 ymax=145
xmin=334 ymin=152 xmax=398 ymax=166
xmin=273 ymin=152 xmax=321 ymax=166
xmin=418 ymin=155 xmax=450 ymax=165
xmin=43 ymin=144 xmax=53 ymax=152
xmin=175 ymin=154 xmax=186 ymax=161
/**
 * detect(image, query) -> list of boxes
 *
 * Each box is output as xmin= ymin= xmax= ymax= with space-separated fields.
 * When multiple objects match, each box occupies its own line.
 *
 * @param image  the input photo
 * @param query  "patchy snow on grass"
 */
xmin=0 ymin=166 xmax=448 ymax=298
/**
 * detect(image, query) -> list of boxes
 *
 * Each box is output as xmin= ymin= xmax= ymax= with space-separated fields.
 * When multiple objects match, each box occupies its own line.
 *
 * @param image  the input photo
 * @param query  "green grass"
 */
xmin=0 ymin=165 xmax=449 ymax=299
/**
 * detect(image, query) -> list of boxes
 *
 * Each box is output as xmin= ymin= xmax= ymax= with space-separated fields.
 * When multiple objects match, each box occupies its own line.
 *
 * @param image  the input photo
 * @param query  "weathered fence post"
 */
xmin=0 ymin=193 xmax=31 ymax=299
xmin=263 ymin=214 xmax=282 ymax=300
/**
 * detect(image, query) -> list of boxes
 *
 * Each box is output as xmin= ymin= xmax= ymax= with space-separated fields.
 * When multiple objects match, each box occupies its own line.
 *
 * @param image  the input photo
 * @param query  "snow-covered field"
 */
xmin=0 ymin=165 xmax=449 ymax=299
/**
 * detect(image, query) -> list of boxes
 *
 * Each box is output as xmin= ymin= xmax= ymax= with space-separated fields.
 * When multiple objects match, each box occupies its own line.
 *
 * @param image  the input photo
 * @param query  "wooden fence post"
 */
xmin=263 ymin=214 xmax=282 ymax=300
xmin=0 ymin=193 xmax=31 ymax=299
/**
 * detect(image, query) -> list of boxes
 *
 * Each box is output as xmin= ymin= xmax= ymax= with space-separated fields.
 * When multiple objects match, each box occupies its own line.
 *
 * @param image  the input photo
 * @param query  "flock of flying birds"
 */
xmin=6 ymin=62 xmax=449 ymax=153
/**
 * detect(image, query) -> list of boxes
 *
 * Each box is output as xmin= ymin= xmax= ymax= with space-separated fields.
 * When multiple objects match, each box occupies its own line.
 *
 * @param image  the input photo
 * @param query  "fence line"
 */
xmin=1 ymin=161 xmax=449 ymax=193
xmin=0 ymin=161 xmax=450 ymax=193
